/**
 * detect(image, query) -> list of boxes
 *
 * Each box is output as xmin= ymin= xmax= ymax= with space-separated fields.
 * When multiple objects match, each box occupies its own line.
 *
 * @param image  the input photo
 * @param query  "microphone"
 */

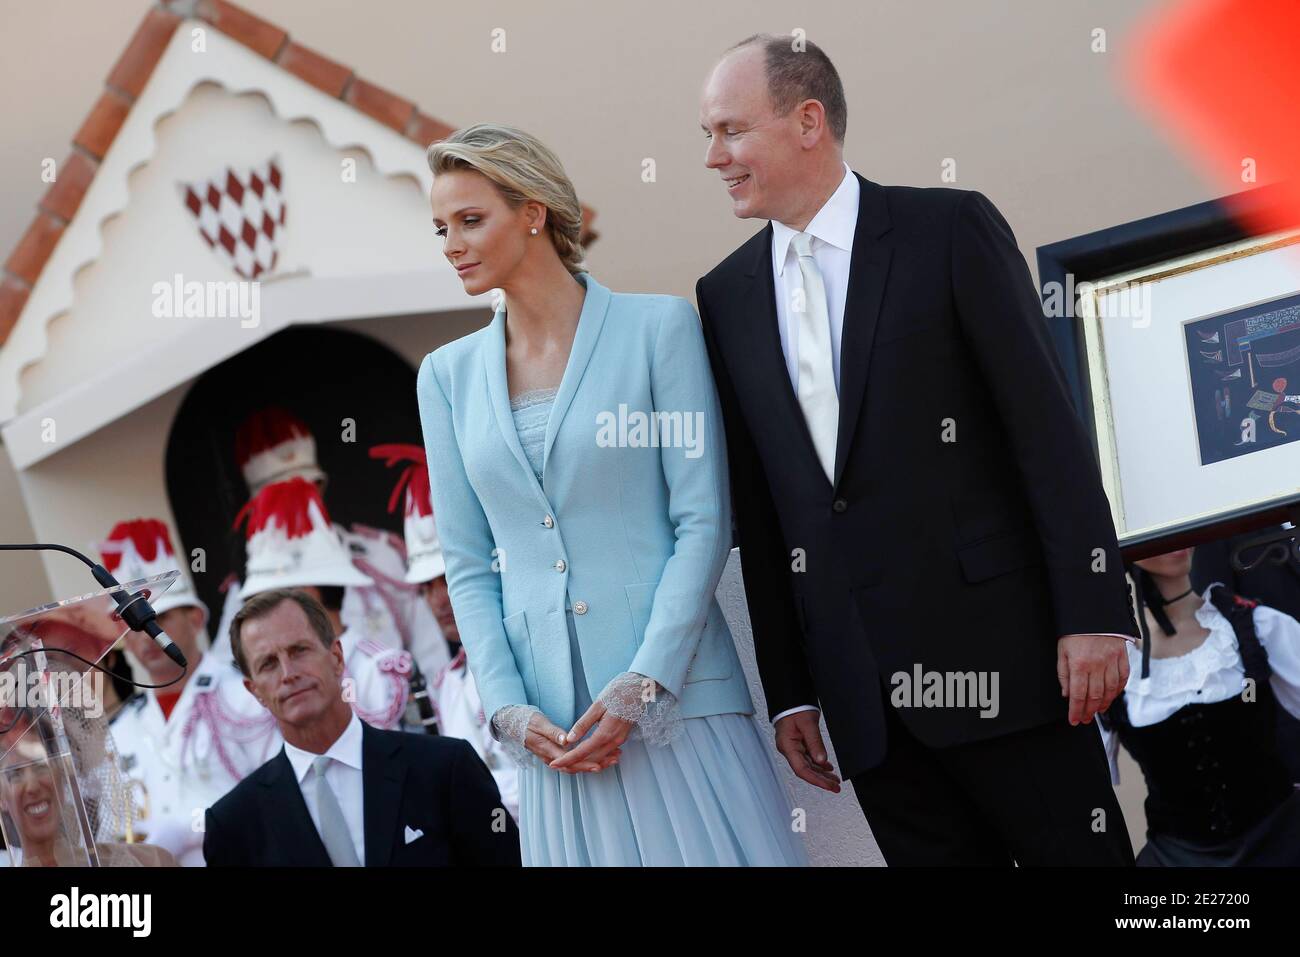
xmin=94 ymin=576 xmax=188 ymax=669
xmin=0 ymin=542 xmax=188 ymax=669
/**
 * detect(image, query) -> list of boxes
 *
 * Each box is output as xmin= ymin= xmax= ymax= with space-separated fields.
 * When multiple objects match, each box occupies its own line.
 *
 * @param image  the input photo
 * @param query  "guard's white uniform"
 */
xmin=339 ymin=626 xmax=412 ymax=731
xmin=108 ymin=658 xmax=281 ymax=866
xmin=433 ymin=651 xmax=520 ymax=822
xmin=339 ymin=523 xmax=451 ymax=678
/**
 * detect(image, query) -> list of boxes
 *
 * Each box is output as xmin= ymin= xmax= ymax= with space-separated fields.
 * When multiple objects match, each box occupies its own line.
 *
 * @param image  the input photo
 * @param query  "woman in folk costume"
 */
xmin=233 ymin=477 xmax=414 ymax=732
xmin=418 ymin=125 xmax=807 ymax=865
xmin=1099 ymin=546 xmax=1300 ymax=865
xmin=97 ymin=518 xmax=264 ymax=866
xmin=210 ymin=408 xmax=450 ymax=687
xmin=371 ymin=443 xmax=520 ymax=821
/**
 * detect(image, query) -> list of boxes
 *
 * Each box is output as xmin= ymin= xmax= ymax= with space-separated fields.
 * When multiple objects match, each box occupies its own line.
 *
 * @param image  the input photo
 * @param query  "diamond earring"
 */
xmin=530 ymin=227 xmax=538 ymax=235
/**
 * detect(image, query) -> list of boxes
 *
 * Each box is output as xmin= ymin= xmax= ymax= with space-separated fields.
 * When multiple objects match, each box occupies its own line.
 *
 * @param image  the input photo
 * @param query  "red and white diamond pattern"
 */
xmin=181 ymin=158 xmax=286 ymax=280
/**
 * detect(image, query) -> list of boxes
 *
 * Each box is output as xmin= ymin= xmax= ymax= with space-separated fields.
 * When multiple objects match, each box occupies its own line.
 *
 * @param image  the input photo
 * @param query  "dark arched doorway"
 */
xmin=164 ymin=325 xmax=424 ymax=637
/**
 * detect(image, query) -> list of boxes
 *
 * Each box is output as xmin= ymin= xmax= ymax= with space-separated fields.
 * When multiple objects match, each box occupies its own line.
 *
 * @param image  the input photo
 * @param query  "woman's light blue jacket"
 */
xmin=416 ymin=272 xmax=754 ymax=729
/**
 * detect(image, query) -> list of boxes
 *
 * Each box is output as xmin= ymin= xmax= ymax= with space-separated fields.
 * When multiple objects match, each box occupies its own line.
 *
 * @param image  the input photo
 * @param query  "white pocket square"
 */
xmin=403 ymin=825 xmax=424 ymax=844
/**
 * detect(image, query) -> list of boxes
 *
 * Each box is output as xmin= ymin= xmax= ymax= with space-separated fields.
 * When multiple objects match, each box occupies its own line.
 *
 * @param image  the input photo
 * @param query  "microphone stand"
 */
xmin=0 ymin=542 xmax=188 ymax=668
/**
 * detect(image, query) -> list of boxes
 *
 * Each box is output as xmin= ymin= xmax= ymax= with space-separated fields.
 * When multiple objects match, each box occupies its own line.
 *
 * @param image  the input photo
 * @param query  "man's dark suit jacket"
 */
xmin=203 ymin=722 xmax=521 ymax=866
xmin=696 ymin=174 xmax=1139 ymax=780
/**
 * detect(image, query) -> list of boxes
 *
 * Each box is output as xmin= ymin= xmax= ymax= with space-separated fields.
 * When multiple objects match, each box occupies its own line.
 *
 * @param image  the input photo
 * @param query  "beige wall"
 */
xmin=0 ymin=0 xmax=1211 ymax=305
xmin=1 ymin=0 xmax=1212 ymax=860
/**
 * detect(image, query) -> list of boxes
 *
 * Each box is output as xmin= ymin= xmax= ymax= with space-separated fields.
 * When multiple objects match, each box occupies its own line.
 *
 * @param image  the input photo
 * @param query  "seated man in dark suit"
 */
xmin=204 ymin=588 xmax=520 ymax=867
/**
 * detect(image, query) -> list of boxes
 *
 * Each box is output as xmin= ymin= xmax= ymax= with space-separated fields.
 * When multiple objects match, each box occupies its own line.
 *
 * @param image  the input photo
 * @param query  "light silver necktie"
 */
xmin=311 ymin=755 xmax=361 ymax=867
xmin=791 ymin=231 xmax=839 ymax=480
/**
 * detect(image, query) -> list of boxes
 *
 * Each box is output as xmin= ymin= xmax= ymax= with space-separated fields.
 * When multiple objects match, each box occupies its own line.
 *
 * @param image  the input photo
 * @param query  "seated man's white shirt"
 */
xmin=283 ymin=712 xmax=366 ymax=864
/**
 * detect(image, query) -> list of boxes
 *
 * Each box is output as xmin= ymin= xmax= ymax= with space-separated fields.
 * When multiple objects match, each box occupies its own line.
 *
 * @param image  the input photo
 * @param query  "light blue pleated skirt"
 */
xmin=518 ymin=607 xmax=809 ymax=867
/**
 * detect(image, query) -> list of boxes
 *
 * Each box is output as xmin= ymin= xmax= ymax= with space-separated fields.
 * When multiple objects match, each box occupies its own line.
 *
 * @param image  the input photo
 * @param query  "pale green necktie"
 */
xmin=311 ymin=755 xmax=361 ymax=867
xmin=791 ymin=231 xmax=839 ymax=480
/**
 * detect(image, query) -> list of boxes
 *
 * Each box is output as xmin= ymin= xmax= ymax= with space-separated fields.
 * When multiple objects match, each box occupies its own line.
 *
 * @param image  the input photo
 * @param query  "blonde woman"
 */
xmin=416 ymin=124 xmax=806 ymax=865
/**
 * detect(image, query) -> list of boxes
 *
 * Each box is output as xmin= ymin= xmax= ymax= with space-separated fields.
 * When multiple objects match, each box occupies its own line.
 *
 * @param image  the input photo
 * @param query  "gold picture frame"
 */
xmin=1076 ymin=228 xmax=1300 ymax=550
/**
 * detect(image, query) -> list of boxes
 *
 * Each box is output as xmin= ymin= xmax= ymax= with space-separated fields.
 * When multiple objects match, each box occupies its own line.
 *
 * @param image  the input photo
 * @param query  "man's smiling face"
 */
xmin=700 ymin=46 xmax=806 ymax=222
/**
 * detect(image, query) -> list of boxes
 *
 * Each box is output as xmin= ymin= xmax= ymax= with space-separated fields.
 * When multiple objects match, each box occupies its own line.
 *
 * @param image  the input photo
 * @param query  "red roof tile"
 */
xmin=196 ymin=0 xmax=287 ymax=60
xmin=5 ymin=213 xmax=65 ymax=287
xmin=39 ymin=151 xmax=99 ymax=223
xmin=106 ymin=6 xmax=183 ymax=97
xmin=279 ymin=41 xmax=353 ymax=98
xmin=0 ymin=0 xmax=599 ymax=349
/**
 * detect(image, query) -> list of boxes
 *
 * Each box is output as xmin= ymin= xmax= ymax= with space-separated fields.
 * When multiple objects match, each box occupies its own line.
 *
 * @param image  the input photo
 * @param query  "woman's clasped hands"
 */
xmin=503 ymin=674 xmax=670 ymax=773
xmin=522 ymin=707 xmax=627 ymax=774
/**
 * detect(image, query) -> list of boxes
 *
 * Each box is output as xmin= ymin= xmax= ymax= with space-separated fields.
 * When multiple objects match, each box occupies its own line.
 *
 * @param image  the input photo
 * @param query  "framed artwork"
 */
xmin=1182 ymin=287 xmax=1300 ymax=466
xmin=1038 ymin=185 xmax=1300 ymax=557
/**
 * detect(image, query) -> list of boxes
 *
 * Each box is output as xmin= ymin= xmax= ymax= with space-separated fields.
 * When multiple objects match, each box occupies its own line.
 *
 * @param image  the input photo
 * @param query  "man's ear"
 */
xmin=798 ymin=98 xmax=828 ymax=145
xmin=330 ymin=638 xmax=345 ymax=675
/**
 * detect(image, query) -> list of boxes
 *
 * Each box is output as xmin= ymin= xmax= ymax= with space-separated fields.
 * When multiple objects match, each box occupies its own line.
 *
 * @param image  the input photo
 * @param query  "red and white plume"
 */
xmin=99 ymin=518 xmax=207 ymax=620
xmin=234 ymin=477 xmax=371 ymax=596
xmin=234 ymin=406 xmax=326 ymax=495
xmin=369 ymin=444 xmax=444 ymax=584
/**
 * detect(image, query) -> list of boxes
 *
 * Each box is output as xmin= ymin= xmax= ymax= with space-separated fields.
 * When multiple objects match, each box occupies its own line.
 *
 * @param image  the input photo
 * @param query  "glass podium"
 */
xmin=0 ymin=571 xmax=177 ymax=867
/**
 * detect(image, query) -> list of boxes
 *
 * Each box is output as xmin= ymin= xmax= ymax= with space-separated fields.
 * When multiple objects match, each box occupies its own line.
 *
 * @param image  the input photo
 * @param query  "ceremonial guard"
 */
xmin=210 ymin=408 xmax=449 ymax=689
xmin=371 ymin=443 xmax=519 ymax=820
xmin=100 ymin=519 xmax=276 ymax=866
xmin=234 ymin=476 xmax=414 ymax=732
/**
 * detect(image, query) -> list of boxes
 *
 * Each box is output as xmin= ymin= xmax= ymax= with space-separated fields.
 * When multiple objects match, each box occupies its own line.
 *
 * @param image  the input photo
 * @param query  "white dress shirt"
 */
xmin=283 ymin=712 xmax=366 ymax=865
xmin=766 ymin=163 xmax=1133 ymax=728
xmin=769 ymin=163 xmax=856 ymax=727
xmin=770 ymin=161 xmax=859 ymax=398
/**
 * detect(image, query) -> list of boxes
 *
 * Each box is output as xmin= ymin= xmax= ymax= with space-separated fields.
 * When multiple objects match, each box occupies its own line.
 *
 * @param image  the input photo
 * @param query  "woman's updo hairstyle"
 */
xmin=427 ymin=123 xmax=586 ymax=276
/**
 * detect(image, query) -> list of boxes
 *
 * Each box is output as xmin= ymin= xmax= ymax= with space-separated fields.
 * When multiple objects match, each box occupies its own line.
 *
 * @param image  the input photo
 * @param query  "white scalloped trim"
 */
xmin=0 ymin=20 xmax=438 ymax=422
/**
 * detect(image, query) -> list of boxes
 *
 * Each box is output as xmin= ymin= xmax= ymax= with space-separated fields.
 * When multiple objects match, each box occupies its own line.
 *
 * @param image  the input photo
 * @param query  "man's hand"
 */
xmin=775 ymin=709 xmax=840 ymax=792
xmin=1056 ymin=633 xmax=1130 ymax=726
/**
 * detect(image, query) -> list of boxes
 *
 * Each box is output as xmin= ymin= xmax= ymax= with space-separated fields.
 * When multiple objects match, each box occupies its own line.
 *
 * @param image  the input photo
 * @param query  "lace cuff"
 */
xmin=489 ymin=704 xmax=541 ymax=767
xmin=596 ymin=672 xmax=683 ymax=747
